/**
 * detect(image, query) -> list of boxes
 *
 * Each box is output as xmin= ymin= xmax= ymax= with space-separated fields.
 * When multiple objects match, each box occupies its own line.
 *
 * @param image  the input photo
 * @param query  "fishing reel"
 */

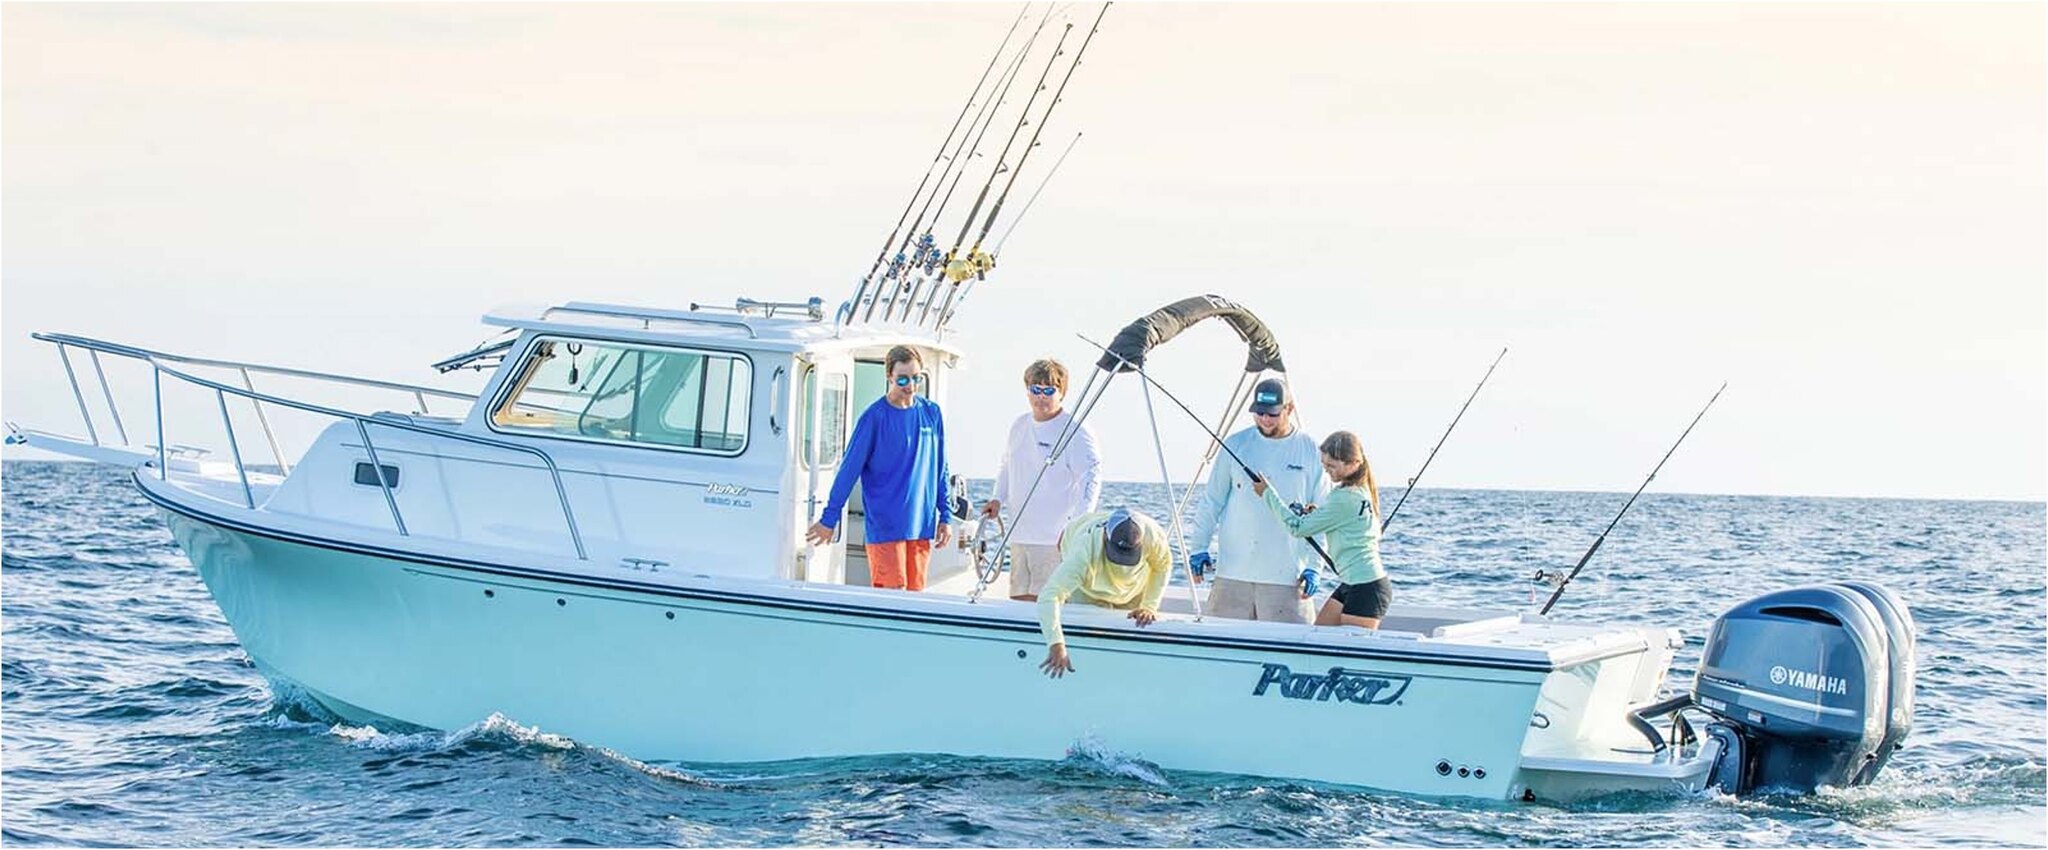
xmin=945 ymin=249 xmax=995 ymax=282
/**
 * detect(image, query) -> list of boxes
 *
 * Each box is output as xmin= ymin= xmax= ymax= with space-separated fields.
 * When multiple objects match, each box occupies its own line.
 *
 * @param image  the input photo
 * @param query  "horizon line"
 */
xmin=4 ymin=457 xmax=2041 ymax=506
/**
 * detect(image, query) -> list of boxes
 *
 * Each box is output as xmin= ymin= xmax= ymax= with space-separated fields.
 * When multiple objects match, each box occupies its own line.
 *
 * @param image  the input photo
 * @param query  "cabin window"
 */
xmin=799 ymin=368 xmax=850 ymax=470
xmin=491 ymin=338 xmax=752 ymax=454
xmin=352 ymin=462 xmax=400 ymax=488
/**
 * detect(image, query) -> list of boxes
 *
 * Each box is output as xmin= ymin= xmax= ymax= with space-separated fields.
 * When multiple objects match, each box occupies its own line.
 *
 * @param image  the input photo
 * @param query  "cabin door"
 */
xmin=795 ymin=354 xmax=853 ymax=583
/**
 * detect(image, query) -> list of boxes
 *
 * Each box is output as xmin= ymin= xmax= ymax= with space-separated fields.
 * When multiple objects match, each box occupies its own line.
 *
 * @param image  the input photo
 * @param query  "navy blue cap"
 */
xmin=1103 ymin=509 xmax=1145 ymax=566
xmin=1249 ymin=378 xmax=1291 ymax=415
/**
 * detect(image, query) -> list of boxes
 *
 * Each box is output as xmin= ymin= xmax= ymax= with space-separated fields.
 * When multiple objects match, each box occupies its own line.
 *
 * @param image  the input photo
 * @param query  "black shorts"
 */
xmin=1331 ymin=577 xmax=1393 ymax=619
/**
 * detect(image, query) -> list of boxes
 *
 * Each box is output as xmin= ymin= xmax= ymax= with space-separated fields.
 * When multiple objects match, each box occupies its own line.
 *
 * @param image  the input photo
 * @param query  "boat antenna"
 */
xmin=1076 ymin=333 xmax=1343 ymax=577
xmin=927 ymin=2 xmax=1111 ymax=326
xmin=870 ymin=4 xmax=1058 ymax=323
xmin=849 ymin=4 xmax=1029 ymax=318
xmin=1380 ymin=346 xmax=1508 ymax=530
xmin=1538 ymin=382 xmax=1728 ymax=616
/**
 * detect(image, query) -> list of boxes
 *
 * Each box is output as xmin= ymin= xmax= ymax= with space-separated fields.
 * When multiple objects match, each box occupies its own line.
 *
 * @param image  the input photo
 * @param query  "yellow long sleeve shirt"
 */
xmin=1035 ymin=510 xmax=1173 ymax=648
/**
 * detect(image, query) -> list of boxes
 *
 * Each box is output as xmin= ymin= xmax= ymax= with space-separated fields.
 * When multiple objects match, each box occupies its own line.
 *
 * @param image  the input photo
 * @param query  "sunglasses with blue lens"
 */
xmin=893 ymin=374 xmax=926 ymax=388
xmin=1028 ymin=385 xmax=1058 ymax=396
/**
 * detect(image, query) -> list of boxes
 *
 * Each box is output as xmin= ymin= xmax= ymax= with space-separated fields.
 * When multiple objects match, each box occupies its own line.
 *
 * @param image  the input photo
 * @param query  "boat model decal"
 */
xmin=1253 ymin=663 xmax=1410 ymax=706
xmin=134 ymin=477 xmax=1602 ymax=674
xmin=702 ymin=482 xmax=756 ymax=509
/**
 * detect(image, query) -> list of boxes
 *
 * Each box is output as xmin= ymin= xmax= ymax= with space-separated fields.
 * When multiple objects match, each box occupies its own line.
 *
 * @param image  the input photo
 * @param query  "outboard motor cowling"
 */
xmin=1691 ymin=583 xmax=1911 ymax=794
xmin=1836 ymin=580 xmax=1917 ymax=783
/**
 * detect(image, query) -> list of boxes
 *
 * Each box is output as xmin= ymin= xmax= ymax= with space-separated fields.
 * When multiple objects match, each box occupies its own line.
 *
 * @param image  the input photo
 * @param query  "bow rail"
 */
xmin=26 ymin=332 xmax=587 ymax=560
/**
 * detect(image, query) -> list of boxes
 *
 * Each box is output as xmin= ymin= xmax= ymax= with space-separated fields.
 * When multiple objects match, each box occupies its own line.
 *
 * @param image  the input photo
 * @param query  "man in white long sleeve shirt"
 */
xmin=983 ymin=359 xmax=1103 ymax=600
xmin=1184 ymin=377 xmax=1329 ymax=623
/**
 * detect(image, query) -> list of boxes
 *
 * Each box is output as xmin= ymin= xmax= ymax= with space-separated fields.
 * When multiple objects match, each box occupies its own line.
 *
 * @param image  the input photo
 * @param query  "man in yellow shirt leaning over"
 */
xmin=1036 ymin=508 xmax=1174 ymax=678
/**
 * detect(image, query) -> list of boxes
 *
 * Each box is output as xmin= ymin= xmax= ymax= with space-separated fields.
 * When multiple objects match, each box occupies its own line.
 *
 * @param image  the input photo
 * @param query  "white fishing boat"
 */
xmin=7 ymin=4 xmax=1915 ymax=803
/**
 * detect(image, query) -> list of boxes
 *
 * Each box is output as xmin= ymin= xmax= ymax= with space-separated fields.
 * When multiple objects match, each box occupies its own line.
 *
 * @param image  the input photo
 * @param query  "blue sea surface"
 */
xmin=3 ymin=460 xmax=2043 ymax=847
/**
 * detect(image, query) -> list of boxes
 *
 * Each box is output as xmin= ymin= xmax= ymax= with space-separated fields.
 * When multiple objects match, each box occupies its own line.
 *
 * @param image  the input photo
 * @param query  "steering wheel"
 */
xmin=971 ymin=514 xmax=1010 ymax=586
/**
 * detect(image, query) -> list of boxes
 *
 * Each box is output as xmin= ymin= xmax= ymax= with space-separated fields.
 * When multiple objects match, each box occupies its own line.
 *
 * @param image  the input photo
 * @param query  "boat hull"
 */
xmin=159 ymin=504 xmax=1568 ymax=799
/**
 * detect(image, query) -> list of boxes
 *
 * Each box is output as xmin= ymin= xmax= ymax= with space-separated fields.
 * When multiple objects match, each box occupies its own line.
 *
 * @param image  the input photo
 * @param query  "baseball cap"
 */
xmin=1249 ymin=378 xmax=1291 ymax=415
xmin=1103 ymin=509 xmax=1145 ymax=566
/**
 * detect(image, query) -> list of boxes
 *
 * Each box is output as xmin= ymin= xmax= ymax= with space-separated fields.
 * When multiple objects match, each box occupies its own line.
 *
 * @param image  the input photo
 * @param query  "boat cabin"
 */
xmin=254 ymin=299 xmax=981 ymax=590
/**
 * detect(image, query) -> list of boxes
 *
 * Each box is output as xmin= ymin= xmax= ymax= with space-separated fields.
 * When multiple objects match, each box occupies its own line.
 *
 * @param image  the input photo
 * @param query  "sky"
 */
xmin=3 ymin=3 xmax=2042 ymax=501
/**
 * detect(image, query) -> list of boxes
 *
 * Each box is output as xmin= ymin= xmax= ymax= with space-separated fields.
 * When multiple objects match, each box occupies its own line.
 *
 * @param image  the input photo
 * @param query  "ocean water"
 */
xmin=3 ymin=460 xmax=2042 ymax=847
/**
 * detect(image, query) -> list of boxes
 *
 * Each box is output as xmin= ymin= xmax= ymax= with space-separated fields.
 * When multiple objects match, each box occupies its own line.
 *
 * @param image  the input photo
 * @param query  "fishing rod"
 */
xmin=928 ymin=20 xmax=1074 ymax=299
xmin=926 ymin=2 xmax=1111 ymax=326
xmin=934 ymin=131 xmax=1083 ymax=329
xmin=881 ymin=5 xmax=1058 ymax=300
xmin=1076 ymin=334 xmax=1342 ymax=578
xmin=1380 ymin=346 xmax=1508 ymax=530
xmin=969 ymin=4 xmax=1107 ymax=253
xmin=877 ymin=8 xmax=1060 ymax=324
xmin=850 ymin=5 xmax=1028 ymax=319
xmin=1538 ymin=382 xmax=1729 ymax=616
xmin=873 ymin=46 xmax=1029 ymax=325
xmin=992 ymin=131 xmax=1081 ymax=255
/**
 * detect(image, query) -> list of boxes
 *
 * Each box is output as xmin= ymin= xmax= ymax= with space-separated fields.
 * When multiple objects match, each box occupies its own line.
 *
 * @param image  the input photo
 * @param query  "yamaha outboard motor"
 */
xmin=1690 ymin=582 xmax=1915 ymax=795
xmin=1836 ymin=581 xmax=1916 ymax=783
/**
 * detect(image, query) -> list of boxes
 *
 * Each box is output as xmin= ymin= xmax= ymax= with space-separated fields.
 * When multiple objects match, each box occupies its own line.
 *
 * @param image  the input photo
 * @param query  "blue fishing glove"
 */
xmin=1299 ymin=567 xmax=1320 ymax=597
xmin=1189 ymin=551 xmax=1214 ymax=579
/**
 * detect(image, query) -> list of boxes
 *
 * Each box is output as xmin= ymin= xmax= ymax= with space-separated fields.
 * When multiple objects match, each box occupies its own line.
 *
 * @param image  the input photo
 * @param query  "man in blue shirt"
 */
xmin=805 ymin=345 xmax=952 ymax=590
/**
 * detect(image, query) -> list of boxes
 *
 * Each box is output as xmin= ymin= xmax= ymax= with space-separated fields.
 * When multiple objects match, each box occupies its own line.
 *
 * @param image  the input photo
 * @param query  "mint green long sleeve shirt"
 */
xmin=1261 ymin=485 xmax=1385 ymax=585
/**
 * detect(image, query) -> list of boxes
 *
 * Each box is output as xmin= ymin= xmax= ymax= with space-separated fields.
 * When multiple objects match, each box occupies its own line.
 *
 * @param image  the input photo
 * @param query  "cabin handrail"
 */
xmin=30 ymin=332 xmax=588 ymax=561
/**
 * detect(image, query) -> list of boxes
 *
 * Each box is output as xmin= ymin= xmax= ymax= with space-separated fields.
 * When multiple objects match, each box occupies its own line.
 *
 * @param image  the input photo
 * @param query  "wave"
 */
xmin=258 ymin=685 xmax=722 ymax=789
xmin=1062 ymin=734 xmax=1170 ymax=787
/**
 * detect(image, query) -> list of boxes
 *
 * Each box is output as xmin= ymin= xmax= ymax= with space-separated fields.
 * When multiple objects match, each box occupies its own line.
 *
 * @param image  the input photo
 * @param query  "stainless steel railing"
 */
xmin=31 ymin=332 xmax=588 ymax=560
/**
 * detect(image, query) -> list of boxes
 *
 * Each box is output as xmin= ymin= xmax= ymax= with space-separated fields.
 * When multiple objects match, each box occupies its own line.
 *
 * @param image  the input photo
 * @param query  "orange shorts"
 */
xmin=866 ymin=539 xmax=932 ymax=591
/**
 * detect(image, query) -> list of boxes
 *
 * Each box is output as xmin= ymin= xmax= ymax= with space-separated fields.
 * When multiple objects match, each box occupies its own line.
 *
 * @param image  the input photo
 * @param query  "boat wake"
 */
xmin=1683 ymin=751 xmax=2048 ymax=830
xmin=321 ymin=712 xmax=579 ymax=754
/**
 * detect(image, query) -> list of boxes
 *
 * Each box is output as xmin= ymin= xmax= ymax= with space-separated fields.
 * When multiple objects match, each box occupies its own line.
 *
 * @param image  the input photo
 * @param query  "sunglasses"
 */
xmin=1251 ymin=409 xmax=1284 ymax=419
xmin=1027 ymin=385 xmax=1059 ymax=397
xmin=892 ymin=374 xmax=926 ymax=388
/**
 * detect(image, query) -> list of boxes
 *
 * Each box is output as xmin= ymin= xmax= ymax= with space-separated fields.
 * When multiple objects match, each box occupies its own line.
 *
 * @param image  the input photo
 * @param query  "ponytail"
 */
xmin=1319 ymin=431 xmax=1380 ymax=521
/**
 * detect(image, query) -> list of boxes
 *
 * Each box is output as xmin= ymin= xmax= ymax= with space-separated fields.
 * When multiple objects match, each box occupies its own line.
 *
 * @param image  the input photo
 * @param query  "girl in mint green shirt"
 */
xmin=1252 ymin=431 xmax=1391 ymax=628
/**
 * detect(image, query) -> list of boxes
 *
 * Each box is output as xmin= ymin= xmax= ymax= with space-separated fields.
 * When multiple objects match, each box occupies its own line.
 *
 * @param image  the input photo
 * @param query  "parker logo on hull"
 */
xmin=1252 ymin=664 xmax=1409 ymax=706
xmin=1769 ymin=664 xmax=1849 ymax=695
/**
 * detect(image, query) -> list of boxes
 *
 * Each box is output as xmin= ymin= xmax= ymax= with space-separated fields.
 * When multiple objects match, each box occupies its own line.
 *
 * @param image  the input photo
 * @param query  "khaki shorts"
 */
xmin=1008 ymin=544 xmax=1061 ymax=598
xmin=1205 ymin=577 xmax=1312 ymax=623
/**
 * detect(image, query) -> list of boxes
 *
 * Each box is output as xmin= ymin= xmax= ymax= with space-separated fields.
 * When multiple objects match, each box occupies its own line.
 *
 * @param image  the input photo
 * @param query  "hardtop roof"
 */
xmin=482 ymin=301 xmax=965 ymax=358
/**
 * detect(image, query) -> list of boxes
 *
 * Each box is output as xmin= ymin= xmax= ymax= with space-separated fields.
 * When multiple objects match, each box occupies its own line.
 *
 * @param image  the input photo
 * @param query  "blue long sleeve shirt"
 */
xmin=817 ymin=396 xmax=951 ymax=545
